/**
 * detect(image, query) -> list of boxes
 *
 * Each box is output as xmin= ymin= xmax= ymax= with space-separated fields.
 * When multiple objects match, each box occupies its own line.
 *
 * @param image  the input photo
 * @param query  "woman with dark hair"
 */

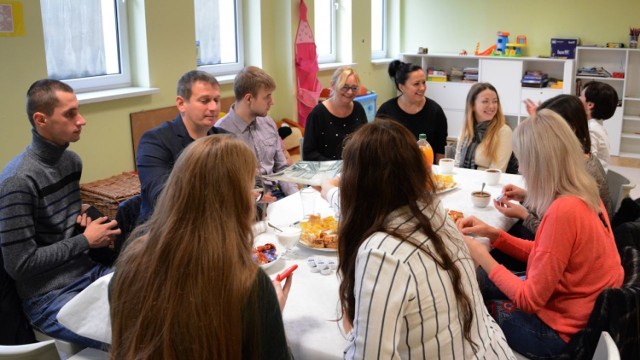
xmin=503 ymin=95 xmax=613 ymax=234
xmin=581 ymin=81 xmax=619 ymax=170
xmin=459 ymin=110 xmax=623 ymax=358
xmin=110 ymin=136 xmax=292 ymax=359
xmin=338 ymin=119 xmax=513 ymax=359
xmin=455 ymin=82 xmax=512 ymax=172
xmin=376 ymin=60 xmax=448 ymax=162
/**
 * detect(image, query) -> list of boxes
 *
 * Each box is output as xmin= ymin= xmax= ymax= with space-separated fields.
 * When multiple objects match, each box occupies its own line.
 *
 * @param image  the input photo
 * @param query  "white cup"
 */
xmin=485 ymin=169 xmax=502 ymax=186
xmin=439 ymin=158 xmax=455 ymax=174
xmin=300 ymin=187 xmax=316 ymax=219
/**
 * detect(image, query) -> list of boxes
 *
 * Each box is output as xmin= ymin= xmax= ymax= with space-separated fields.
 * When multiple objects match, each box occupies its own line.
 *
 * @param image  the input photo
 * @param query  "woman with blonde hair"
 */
xmin=110 ymin=135 xmax=292 ymax=359
xmin=455 ymin=82 xmax=512 ymax=171
xmin=303 ymin=66 xmax=367 ymax=160
xmin=338 ymin=119 xmax=514 ymax=359
xmin=458 ymin=110 xmax=623 ymax=358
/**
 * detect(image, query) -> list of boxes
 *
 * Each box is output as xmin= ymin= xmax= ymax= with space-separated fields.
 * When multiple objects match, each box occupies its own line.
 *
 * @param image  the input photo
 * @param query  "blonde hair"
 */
xmin=514 ymin=109 xmax=600 ymax=216
xmin=460 ymin=83 xmax=506 ymax=164
xmin=110 ymin=135 xmax=260 ymax=359
xmin=330 ymin=66 xmax=361 ymax=95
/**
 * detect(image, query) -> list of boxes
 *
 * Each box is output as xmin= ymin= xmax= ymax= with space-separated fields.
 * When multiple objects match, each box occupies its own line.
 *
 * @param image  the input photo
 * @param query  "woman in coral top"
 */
xmin=458 ymin=110 xmax=623 ymax=359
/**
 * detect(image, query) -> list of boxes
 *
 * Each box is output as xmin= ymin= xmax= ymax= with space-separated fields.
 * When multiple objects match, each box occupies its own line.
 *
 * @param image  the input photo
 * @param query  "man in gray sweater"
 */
xmin=0 ymin=79 xmax=120 ymax=348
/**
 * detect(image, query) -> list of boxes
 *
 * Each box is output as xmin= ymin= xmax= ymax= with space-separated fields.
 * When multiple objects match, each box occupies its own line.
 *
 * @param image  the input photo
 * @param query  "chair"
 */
xmin=33 ymin=331 xmax=84 ymax=359
xmin=0 ymin=340 xmax=60 ymax=360
xmin=560 ymin=247 xmax=640 ymax=359
xmin=607 ymin=170 xmax=636 ymax=214
xmin=592 ymin=331 xmax=621 ymax=360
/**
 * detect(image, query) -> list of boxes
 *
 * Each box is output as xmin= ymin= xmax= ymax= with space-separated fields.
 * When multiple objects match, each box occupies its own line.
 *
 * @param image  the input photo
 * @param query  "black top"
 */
xmin=376 ymin=96 xmax=448 ymax=155
xmin=303 ymin=101 xmax=368 ymax=160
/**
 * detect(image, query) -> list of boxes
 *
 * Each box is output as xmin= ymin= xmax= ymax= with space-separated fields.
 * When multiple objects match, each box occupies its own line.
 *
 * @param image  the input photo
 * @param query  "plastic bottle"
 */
xmin=417 ymin=134 xmax=434 ymax=168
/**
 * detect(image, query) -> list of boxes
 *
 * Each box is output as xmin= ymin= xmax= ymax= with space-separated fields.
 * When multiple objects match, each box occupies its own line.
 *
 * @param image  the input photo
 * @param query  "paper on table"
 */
xmin=263 ymin=161 xmax=342 ymax=186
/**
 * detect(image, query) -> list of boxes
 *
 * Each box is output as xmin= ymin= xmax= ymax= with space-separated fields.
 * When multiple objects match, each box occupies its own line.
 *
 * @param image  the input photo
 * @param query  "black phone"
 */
xmin=84 ymin=206 xmax=107 ymax=221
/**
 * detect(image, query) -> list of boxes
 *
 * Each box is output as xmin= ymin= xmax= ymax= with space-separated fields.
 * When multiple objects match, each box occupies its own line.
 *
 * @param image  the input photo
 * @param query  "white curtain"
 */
xmin=41 ymin=0 xmax=108 ymax=79
xmin=194 ymin=0 xmax=222 ymax=65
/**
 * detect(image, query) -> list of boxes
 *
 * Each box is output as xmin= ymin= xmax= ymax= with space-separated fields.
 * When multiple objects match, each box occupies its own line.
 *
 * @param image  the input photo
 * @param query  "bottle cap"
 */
xmin=419 ymin=134 xmax=427 ymax=140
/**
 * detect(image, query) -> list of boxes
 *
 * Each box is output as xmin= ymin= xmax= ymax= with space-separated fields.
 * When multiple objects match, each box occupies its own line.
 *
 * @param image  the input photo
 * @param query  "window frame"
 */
xmin=42 ymin=0 xmax=132 ymax=93
xmin=196 ymin=0 xmax=245 ymax=77
xmin=371 ymin=0 xmax=387 ymax=60
xmin=315 ymin=0 xmax=337 ymax=64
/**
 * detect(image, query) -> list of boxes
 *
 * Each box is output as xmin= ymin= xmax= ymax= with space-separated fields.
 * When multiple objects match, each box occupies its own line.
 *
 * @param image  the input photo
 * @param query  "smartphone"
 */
xmin=276 ymin=264 xmax=298 ymax=281
xmin=84 ymin=206 xmax=108 ymax=221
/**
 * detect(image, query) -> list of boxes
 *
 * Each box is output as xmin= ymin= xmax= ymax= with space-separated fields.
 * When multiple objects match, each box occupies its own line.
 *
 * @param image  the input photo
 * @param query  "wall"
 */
xmin=402 ymin=0 xmax=640 ymax=57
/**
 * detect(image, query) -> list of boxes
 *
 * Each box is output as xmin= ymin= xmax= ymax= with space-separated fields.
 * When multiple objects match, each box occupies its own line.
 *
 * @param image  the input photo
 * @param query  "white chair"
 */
xmin=606 ymin=169 xmax=636 ymax=213
xmin=592 ymin=331 xmax=620 ymax=360
xmin=0 ymin=340 xmax=60 ymax=360
xmin=33 ymin=331 xmax=84 ymax=359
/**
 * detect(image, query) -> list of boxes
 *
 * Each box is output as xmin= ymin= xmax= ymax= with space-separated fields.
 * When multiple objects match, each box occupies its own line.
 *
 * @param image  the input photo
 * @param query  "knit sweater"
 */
xmin=489 ymin=196 xmax=624 ymax=342
xmin=0 ymin=131 xmax=93 ymax=300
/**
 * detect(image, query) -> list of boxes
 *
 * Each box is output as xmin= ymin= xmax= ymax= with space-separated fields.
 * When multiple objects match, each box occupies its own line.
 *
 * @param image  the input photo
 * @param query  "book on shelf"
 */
xmin=576 ymin=67 xmax=612 ymax=77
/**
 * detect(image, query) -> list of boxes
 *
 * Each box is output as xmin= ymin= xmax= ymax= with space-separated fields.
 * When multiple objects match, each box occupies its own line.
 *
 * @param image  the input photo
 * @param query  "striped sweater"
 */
xmin=344 ymin=200 xmax=515 ymax=359
xmin=0 ymin=131 xmax=93 ymax=300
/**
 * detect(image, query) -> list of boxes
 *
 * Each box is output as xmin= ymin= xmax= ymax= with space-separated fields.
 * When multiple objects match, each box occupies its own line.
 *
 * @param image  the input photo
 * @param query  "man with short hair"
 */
xmin=137 ymin=70 xmax=229 ymax=221
xmin=216 ymin=66 xmax=297 ymax=201
xmin=581 ymin=81 xmax=619 ymax=171
xmin=0 ymin=79 xmax=120 ymax=348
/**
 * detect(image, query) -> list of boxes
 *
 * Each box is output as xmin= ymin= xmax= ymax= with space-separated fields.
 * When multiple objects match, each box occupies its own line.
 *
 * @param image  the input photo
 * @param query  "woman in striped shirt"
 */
xmin=337 ymin=119 xmax=514 ymax=359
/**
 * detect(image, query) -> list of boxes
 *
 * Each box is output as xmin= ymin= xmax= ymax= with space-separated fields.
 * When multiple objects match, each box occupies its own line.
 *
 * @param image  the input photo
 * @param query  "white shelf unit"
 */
xmin=402 ymin=54 xmax=573 ymax=140
xmin=575 ymin=47 xmax=640 ymax=158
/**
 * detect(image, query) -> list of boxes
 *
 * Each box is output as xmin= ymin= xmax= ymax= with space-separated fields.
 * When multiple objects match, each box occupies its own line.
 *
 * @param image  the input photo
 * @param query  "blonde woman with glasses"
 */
xmin=303 ymin=66 xmax=368 ymax=161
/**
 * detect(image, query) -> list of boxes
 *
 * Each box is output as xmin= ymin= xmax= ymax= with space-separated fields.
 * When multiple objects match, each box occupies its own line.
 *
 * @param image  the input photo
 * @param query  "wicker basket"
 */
xmin=80 ymin=172 xmax=141 ymax=219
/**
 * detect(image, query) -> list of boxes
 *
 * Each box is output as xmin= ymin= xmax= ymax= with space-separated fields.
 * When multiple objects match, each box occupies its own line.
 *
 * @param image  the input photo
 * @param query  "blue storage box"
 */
xmin=551 ymin=38 xmax=580 ymax=59
xmin=354 ymin=93 xmax=377 ymax=122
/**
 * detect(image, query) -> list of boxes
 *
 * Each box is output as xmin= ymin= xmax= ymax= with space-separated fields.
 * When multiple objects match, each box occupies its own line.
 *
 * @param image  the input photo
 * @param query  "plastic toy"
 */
xmin=505 ymin=35 xmax=527 ymax=56
xmin=474 ymin=42 xmax=496 ymax=56
xmin=495 ymin=31 xmax=510 ymax=55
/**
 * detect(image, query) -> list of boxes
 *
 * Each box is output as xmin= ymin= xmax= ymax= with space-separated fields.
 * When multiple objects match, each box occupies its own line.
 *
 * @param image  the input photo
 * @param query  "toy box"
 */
xmin=551 ymin=38 xmax=580 ymax=59
xmin=354 ymin=93 xmax=377 ymax=123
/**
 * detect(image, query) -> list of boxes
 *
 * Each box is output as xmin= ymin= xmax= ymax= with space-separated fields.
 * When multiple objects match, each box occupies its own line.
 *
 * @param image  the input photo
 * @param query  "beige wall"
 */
xmin=2 ymin=0 xmax=637 ymax=181
xmin=402 ymin=0 xmax=640 ymax=57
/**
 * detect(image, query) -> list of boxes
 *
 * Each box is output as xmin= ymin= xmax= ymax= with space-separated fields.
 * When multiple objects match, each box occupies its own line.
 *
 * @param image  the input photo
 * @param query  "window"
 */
xmin=371 ymin=0 xmax=386 ymax=59
xmin=194 ymin=0 xmax=244 ymax=76
xmin=314 ymin=0 xmax=336 ymax=63
xmin=41 ymin=0 xmax=130 ymax=92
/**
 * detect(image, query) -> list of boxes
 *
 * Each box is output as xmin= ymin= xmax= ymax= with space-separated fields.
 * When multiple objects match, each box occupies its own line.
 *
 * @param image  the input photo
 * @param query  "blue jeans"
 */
xmin=477 ymin=268 xmax=568 ymax=359
xmin=23 ymin=265 xmax=113 ymax=349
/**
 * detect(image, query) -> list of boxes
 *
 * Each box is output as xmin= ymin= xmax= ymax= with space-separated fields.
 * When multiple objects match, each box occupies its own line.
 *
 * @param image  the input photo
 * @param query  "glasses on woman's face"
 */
xmin=340 ymin=85 xmax=360 ymax=93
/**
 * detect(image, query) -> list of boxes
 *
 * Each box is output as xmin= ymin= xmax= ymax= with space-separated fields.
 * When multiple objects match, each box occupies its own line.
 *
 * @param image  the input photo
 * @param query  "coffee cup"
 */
xmin=471 ymin=191 xmax=491 ymax=208
xmin=485 ymin=169 xmax=501 ymax=186
xmin=438 ymin=158 xmax=454 ymax=174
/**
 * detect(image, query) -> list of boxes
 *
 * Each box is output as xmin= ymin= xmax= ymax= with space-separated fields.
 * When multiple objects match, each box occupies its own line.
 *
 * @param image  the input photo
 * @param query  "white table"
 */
xmin=58 ymin=167 xmax=525 ymax=359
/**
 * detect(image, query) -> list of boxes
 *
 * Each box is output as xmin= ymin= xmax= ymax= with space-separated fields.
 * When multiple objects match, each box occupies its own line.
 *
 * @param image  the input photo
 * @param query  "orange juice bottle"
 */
xmin=417 ymin=134 xmax=434 ymax=168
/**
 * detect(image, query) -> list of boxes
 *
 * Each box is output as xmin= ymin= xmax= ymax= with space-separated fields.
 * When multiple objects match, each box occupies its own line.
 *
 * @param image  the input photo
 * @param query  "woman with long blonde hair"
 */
xmin=455 ymin=82 xmax=512 ymax=171
xmin=110 ymin=135 xmax=292 ymax=359
xmin=459 ymin=110 xmax=623 ymax=358
xmin=303 ymin=66 xmax=368 ymax=160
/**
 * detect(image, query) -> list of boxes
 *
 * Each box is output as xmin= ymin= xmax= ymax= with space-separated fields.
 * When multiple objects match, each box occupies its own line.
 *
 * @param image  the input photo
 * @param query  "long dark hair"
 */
xmin=337 ymin=119 xmax=477 ymax=348
xmin=537 ymin=94 xmax=591 ymax=154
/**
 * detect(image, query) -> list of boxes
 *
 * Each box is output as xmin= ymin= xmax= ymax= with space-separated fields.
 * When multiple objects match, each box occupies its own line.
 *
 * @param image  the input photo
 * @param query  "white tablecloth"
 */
xmin=58 ymin=167 xmax=524 ymax=359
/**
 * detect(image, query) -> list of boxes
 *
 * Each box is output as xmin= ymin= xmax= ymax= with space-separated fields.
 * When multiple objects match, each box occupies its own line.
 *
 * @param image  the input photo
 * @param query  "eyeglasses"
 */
xmin=340 ymin=85 xmax=360 ymax=93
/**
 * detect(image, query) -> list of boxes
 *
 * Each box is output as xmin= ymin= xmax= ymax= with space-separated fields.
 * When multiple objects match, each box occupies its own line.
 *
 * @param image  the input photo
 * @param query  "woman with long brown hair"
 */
xmin=110 ymin=135 xmax=292 ymax=359
xmin=338 ymin=119 xmax=513 ymax=359
xmin=455 ymin=82 xmax=512 ymax=172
